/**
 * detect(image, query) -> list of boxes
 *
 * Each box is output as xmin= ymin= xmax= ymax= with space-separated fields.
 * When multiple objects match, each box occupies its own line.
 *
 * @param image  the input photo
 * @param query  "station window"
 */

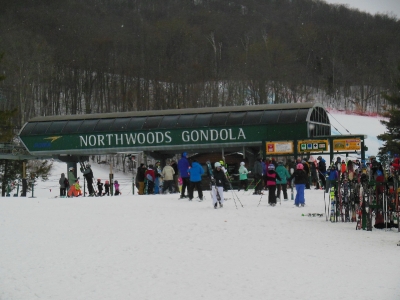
xmin=142 ymin=116 xmax=162 ymax=130
xmin=158 ymin=115 xmax=178 ymax=129
xmin=94 ymin=119 xmax=115 ymax=132
xmin=79 ymin=119 xmax=100 ymax=133
xmin=30 ymin=122 xmax=52 ymax=135
xmin=128 ymin=117 xmax=147 ymax=130
xmin=296 ymin=109 xmax=309 ymax=122
xmin=226 ymin=112 xmax=246 ymax=126
xmin=243 ymin=111 xmax=263 ymax=125
xmin=260 ymin=110 xmax=280 ymax=124
xmin=46 ymin=121 xmax=67 ymax=134
xmin=210 ymin=113 xmax=229 ymax=126
xmin=279 ymin=110 xmax=299 ymax=123
xmin=176 ymin=115 xmax=195 ymax=128
xmin=110 ymin=118 xmax=131 ymax=131
xmin=62 ymin=120 xmax=83 ymax=133
xmin=193 ymin=114 xmax=212 ymax=127
xmin=20 ymin=123 xmax=37 ymax=136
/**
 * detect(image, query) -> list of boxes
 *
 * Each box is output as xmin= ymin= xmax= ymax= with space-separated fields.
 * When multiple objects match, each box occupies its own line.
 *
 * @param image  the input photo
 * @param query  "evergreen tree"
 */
xmin=378 ymin=65 xmax=400 ymax=157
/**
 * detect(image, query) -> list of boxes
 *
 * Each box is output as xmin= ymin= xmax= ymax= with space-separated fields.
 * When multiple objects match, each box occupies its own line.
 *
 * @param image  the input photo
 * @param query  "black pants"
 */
xmin=181 ymin=177 xmax=190 ymax=197
xmin=268 ymin=186 xmax=277 ymax=204
xmin=188 ymin=181 xmax=203 ymax=200
xmin=254 ymin=175 xmax=263 ymax=193
xmin=276 ymin=183 xmax=288 ymax=200
xmin=60 ymin=188 xmax=66 ymax=197
xmin=239 ymin=179 xmax=248 ymax=191
xmin=163 ymin=180 xmax=173 ymax=193
xmin=316 ymin=173 xmax=326 ymax=189
xmin=147 ymin=180 xmax=154 ymax=195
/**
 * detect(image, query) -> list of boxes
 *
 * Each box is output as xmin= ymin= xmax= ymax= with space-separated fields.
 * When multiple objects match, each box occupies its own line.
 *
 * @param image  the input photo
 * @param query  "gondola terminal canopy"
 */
xmin=18 ymin=103 xmax=331 ymax=156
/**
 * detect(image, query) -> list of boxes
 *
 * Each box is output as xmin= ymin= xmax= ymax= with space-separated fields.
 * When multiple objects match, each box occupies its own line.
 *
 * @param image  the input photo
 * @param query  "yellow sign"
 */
xmin=333 ymin=138 xmax=361 ymax=151
xmin=297 ymin=140 xmax=328 ymax=152
xmin=265 ymin=141 xmax=293 ymax=154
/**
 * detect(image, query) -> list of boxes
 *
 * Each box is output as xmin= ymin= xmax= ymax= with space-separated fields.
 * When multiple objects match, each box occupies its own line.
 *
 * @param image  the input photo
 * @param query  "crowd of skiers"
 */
xmin=57 ymin=154 xmax=392 ymax=213
xmin=58 ymin=164 xmax=120 ymax=198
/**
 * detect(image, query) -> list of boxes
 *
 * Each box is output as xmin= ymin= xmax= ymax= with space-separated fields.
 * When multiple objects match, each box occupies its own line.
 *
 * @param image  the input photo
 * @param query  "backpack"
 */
xmin=146 ymin=174 xmax=154 ymax=182
xmin=64 ymin=178 xmax=69 ymax=187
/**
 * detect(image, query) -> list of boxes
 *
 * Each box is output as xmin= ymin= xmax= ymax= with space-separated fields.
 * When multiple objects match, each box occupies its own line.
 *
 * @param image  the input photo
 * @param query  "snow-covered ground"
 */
xmin=0 ymin=113 xmax=399 ymax=300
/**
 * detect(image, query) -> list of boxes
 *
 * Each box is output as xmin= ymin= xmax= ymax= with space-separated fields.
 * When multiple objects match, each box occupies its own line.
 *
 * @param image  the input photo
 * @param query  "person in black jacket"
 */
xmin=82 ymin=164 xmax=95 ymax=196
xmin=137 ymin=163 xmax=147 ymax=195
xmin=211 ymin=162 xmax=229 ymax=209
xmin=288 ymin=163 xmax=308 ymax=207
xmin=253 ymin=156 xmax=264 ymax=195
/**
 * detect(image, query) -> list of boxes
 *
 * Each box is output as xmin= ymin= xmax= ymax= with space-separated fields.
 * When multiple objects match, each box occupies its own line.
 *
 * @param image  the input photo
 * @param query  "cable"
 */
xmin=327 ymin=111 xmax=352 ymax=135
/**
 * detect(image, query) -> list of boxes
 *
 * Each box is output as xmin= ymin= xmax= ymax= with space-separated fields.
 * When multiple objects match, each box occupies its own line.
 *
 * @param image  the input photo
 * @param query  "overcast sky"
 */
xmin=324 ymin=0 xmax=400 ymax=18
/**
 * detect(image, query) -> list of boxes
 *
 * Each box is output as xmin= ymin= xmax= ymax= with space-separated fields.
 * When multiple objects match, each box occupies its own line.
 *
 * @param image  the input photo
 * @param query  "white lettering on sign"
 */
xmin=79 ymin=128 xmax=246 ymax=147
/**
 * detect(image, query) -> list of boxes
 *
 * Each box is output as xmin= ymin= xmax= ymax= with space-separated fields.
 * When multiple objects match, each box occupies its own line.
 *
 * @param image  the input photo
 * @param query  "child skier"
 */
xmin=114 ymin=180 xmax=120 ymax=196
xmin=97 ymin=179 xmax=103 ymax=196
xmin=211 ymin=162 xmax=228 ymax=208
xmin=265 ymin=164 xmax=282 ymax=206
xmin=104 ymin=180 xmax=110 ymax=196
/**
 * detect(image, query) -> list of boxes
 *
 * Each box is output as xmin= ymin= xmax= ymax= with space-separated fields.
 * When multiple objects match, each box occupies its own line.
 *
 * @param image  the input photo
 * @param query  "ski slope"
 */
xmin=0 ymin=113 xmax=399 ymax=300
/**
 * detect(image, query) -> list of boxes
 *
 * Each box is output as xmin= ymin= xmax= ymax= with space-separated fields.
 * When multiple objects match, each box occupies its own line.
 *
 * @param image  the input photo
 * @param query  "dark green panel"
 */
xmin=20 ymin=123 xmax=308 ymax=154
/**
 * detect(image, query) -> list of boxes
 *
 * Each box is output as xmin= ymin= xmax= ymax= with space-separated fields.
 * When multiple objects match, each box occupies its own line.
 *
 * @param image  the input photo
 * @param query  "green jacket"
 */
xmin=276 ymin=165 xmax=290 ymax=184
xmin=239 ymin=165 xmax=249 ymax=180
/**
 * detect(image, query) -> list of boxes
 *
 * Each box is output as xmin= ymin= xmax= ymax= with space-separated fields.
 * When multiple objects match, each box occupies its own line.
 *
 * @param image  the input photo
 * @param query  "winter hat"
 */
xmin=214 ymin=162 xmax=221 ymax=168
xmin=149 ymin=164 xmax=153 ymax=168
xmin=297 ymin=163 xmax=304 ymax=170
xmin=114 ymin=180 xmax=118 ymax=184
xmin=278 ymin=161 xmax=283 ymax=165
xmin=317 ymin=156 xmax=322 ymax=160
xmin=268 ymin=164 xmax=275 ymax=170
xmin=182 ymin=152 xmax=187 ymax=158
xmin=376 ymin=170 xmax=383 ymax=176
xmin=240 ymin=162 xmax=245 ymax=166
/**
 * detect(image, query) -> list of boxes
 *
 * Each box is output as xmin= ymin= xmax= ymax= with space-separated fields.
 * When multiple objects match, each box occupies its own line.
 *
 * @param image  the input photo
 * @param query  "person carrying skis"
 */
xmin=253 ymin=156 xmax=264 ymax=195
xmin=82 ymin=164 xmax=95 ymax=196
xmin=145 ymin=165 xmax=155 ymax=195
xmin=97 ymin=179 xmax=103 ymax=196
xmin=288 ymin=163 xmax=308 ymax=207
xmin=178 ymin=152 xmax=190 ymax=199
xmin=238 ymin=162 xmax=250 ymax=191
xmin=211 ymin=162 xmax=228 ymax=208
xmin=266 ymin=164 xmax=281 ymax=206
xmin=275 ymin=161 xmax=290 ymax=201
xmin=187 ymin=159 xmax=204 ymax=201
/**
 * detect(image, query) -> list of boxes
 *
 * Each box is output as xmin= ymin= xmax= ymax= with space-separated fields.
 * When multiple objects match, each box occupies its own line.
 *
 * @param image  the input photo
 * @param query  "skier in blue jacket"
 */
xmin=187 ymin=160 xmax=204 ymax=201
xmin=178 ymin=152 xmax=190 ymax=199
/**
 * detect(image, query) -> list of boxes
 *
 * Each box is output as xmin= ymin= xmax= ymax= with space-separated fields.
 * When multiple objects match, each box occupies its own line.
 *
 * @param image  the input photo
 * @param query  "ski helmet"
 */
xmin=97 ymin=178 xmax=101 ymax=181
xmin=240 ymin=162 xmax=245 ymax=166
xmin=297 ymin=163 xmax=304 ymax=170
xmin=214 ymin=162 xmax=221 ymax=168
xmin=268 ymin=164 xmax=275 ymax=170
xmin=114 ymin=180 xmax=118 ymax=184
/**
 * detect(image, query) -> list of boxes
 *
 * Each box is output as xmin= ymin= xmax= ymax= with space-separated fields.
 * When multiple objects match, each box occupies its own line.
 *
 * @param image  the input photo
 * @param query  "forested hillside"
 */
xmin=0 ymin=0 xmax=399 ymax=127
